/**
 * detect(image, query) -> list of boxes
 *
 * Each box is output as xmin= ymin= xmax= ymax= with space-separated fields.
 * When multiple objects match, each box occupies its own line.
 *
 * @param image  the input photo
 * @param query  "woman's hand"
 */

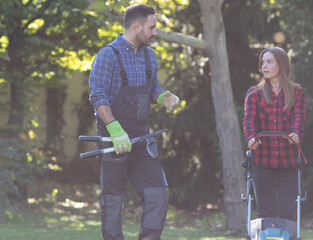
xmin=287 ymin=132 xmax=299 ymax=144
xmin=248 ymin=137 xmax=261 ymax=150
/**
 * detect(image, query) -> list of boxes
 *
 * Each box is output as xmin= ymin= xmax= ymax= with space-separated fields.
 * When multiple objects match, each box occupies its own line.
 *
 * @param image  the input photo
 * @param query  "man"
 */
xmin=89 ymin=4 xmax=179 ymax=240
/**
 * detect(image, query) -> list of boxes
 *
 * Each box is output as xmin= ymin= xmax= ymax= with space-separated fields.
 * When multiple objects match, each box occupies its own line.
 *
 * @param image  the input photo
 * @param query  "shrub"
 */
xmin=0 ymin=138 xmax=36 ymax=222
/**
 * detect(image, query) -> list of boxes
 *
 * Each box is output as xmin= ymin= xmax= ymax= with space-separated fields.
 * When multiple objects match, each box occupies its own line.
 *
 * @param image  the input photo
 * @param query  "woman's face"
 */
xmin=261 ymin=51 xmax=280 ymax=81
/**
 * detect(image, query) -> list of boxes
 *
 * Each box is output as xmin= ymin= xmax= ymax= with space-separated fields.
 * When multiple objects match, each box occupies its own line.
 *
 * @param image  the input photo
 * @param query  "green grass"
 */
xmin=0 ymin=203 xmax=313 ymax=240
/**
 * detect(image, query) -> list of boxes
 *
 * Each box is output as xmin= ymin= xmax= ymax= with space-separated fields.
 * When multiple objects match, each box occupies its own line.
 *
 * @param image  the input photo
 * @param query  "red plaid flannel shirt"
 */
xmin=243 ymin=86 xmax=306 ymax=168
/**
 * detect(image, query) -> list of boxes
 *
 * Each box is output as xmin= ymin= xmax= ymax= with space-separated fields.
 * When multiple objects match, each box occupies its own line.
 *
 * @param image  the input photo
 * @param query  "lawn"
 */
xmin=0 ymin=204 xmax=236 ymax=240
xmin=1 ymin=183 xmax=312 ymax=240
xmin=1 ymin=202 xmax=313 ymax=240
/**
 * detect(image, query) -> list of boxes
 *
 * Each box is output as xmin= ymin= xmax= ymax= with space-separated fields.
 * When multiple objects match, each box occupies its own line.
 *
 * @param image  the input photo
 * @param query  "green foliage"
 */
xmin=231 ymin=0 xmax=313 ymax=214
xmin=1 ymin=0 xmax=313 ymax=220
xmin=150 ymin=0 xmax=313 ymax=212
xmin=275 ymin=0 xmax=313 ymax=214
xmin=0 ymin=0 xmax=106 ymax=85
xmin=153 ymin=86 xmax=223 ymax=209
xmin=198 ymin=212 xmax=227 ymax=232
xmin=0 ymin=0 xmax=112 ymax=137
xmin=0 ymin=138 xmax=38 ymax=222
xmin=151 ymin=48 xmax=223 ymax=209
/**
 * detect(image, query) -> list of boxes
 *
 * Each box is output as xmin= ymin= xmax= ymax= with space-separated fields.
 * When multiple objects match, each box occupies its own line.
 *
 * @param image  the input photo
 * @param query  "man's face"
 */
xmin=136 ymin=14 xmax=157 ymax=46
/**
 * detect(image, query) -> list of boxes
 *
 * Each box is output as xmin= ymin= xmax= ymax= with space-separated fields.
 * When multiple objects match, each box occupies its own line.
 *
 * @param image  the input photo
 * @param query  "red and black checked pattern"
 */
xmin=243 ymin=86 xmax=306 ymax=168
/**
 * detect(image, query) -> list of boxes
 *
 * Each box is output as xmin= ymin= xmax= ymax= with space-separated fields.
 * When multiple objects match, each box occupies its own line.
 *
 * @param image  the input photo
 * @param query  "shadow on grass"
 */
xmin=1 ymin=182 xmax=313 ymax=240
xmin=0 ymin=202 xmax=241 ymax=240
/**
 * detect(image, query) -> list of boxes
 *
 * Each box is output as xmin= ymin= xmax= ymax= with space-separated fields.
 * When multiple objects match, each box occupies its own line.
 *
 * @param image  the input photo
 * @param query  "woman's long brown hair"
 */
xmin=257 ymin=46 xmax=299 ymax=110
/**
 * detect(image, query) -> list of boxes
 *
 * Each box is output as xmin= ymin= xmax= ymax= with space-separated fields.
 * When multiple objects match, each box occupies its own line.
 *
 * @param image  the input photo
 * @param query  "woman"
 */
xmin=243 ymin=46 xmax=306 ymax=221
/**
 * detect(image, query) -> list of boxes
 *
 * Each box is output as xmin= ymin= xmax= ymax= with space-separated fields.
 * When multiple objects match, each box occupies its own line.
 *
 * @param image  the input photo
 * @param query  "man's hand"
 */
xmin=157 ymin=90 xmax=180 ymax=112
xmin=248 ymin=137 xmax=261 ymax=150
xmin=106 ymin=120 xmax=131 ymax=154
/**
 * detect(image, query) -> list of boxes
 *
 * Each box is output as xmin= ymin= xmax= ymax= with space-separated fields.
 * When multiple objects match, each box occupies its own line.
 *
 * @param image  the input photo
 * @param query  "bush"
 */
xmin=0 ymin=138 xmax=37 ymax=222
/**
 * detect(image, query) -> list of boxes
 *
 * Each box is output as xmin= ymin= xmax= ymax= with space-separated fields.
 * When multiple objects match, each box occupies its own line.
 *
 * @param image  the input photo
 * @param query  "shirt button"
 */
xmin=276 ymin=152 xmax=279 ymax=154
xmin=136 ymin=68 xmax=138 ymax=71
xmin=274 ymin=120 xmax=276 ymax=122
xmin=274 ymin=109 xmax=277 ymax=111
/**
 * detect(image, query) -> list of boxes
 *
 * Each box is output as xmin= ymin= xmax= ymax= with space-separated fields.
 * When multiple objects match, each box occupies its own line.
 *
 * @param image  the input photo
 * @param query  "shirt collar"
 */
xmin=116 ymin=33 xmax=135 ymax=51
xmin=116 ymin=33 xmax=145 ymax=52
xmin=271 ymin=90 xmax=284 ymax=99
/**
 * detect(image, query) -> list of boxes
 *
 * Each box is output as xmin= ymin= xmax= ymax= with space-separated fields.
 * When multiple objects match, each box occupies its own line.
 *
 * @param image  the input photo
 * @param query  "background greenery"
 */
xmin=0 ymin=0 xmax=313 ymax=237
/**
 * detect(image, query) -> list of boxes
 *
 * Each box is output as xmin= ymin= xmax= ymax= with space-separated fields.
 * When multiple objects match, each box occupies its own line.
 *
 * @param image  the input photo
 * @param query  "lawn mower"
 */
xmin=241 ymin=131 xmax=307 ymax=240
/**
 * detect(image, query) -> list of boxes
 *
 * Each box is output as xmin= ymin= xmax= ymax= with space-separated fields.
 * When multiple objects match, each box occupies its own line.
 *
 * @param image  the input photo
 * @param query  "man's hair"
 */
xmin=124 ymin=4 xmax=155 ymax=30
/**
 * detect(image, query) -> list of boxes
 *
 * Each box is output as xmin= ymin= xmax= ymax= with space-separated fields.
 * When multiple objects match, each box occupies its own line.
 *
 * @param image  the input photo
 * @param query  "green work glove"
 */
xmin=106 ymin=120 xmax=131 ymax=154
xmin=157 ymin=90 xmax=180 ymax=112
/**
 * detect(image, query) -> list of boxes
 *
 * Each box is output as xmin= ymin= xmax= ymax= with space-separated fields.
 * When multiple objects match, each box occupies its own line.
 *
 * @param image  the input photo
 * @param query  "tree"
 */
xmin=99 ymin=0 xmax=245 ymax=230
xmin=0 ymin=0 xmax=110 ymax=218
xmin=0 ymin=0 xmax=102 ymax=138
xmin=197 ymin=0 xmax=245 ymax=229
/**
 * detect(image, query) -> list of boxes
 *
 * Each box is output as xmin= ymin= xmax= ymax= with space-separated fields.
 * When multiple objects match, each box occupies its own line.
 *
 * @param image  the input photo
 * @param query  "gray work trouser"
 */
xmin=99 ymin=141 xmax=168 ymax=240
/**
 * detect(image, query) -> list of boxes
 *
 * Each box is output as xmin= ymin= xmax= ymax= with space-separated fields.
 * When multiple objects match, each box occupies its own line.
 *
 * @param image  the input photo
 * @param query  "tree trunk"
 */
xmin=198 ymin=0 xmax=245 ymax=230
xmin=46 ymin=87 xmax=66 ymax=149
xmin=8 ymin=83 xmax=25 ymax=138
xmin=7 ymin=28 xmax=25 ymax=138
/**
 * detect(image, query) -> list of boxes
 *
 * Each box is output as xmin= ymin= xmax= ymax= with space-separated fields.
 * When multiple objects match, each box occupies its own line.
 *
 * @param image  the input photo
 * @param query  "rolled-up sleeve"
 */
xmin=89 ymin=47 xmax=115 ymax=109
xmin=292 ymin=87 xmax=306 ymax=139
xmin=148 ymin=48 xmax=164 ymax=102
xmin=243 ymin=87 xmax=258 ymax=142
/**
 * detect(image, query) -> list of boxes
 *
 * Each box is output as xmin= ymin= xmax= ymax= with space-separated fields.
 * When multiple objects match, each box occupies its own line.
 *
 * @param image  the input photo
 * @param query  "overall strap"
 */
xmin=143 ymin=47 xmax=152 ymax=83
xmin=107 ymin=45 xmax=128 ymax=86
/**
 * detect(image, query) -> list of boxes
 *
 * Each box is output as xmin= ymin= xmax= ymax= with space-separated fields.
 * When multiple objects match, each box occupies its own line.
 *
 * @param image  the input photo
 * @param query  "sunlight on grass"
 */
xmin=0 ymin=204 xmax=313 ymax=240
xmin=85 ymin=220 xmax=101 ymax=226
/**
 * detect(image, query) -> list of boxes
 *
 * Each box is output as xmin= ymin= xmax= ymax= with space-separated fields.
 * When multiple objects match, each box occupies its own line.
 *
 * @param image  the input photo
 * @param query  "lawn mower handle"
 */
xmin=249 ymin=131 xmax=307 ymax=164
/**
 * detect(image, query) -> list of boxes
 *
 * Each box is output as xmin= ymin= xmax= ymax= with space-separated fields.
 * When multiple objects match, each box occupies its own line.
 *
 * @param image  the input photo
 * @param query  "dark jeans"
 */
xmin=251 ymin=164 xmax=298 ymax=221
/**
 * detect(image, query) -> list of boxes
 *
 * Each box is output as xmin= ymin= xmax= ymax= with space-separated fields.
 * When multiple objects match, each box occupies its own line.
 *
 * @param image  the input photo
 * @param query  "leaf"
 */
xmin=28 ymin=130 xmax=36 ymax=139
xmin=31 ymin=119 xmax=39 ymax=128
xmin=71 ymin=8 xmax=82 ymax=12
xmin=0 ymin=52 xmax=10 ymax=61
xmin=26 ymin=153 xmax=33 ymax=162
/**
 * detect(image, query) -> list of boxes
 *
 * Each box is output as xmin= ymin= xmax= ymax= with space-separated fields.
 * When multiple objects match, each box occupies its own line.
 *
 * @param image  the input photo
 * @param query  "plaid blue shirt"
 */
xmin=89 ymin=34 xmax=164 ymax=110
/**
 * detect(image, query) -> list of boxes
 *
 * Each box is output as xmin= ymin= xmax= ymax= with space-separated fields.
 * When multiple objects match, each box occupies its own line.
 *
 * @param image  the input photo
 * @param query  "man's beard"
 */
xmin=136 ymin=32 xmax=153 ymax=46
xmin=138 ymin=38 xmax=151 ymax=47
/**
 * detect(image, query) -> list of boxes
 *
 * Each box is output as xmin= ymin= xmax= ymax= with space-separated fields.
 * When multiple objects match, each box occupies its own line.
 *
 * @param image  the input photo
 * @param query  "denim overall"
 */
xmin=96 ymin=45 xmax=168 ymax=240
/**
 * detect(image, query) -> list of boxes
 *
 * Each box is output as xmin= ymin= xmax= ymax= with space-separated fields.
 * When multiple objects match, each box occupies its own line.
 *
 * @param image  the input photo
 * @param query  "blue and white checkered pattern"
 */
xmin=89 ymin=34 xmax=164 ymax=110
